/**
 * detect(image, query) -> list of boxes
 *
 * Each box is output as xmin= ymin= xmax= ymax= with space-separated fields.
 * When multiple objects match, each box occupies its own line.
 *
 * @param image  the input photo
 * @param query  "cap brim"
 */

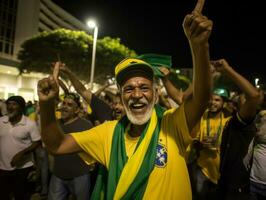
xmin=116 ymin=63 xmax=154 ymax=85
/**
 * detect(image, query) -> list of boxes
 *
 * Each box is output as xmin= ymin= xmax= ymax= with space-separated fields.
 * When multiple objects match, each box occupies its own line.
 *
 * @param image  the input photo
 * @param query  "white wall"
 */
xmin=0 ymin=68 xmax=47 ymax=101
xmin=14 ymin=0 xmax=40 ymax=57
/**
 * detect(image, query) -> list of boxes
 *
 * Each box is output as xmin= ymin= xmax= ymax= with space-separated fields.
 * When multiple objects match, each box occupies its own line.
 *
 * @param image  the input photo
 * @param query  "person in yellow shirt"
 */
xmin=189 ymin=88 xmax=231 ymax=199
xmin=37 ymin=2 xmax=213 ymax=199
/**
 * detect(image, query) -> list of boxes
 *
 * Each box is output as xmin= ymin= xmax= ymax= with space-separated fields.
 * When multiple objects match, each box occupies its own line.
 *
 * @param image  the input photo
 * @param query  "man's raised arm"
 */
xmin=59 ymin=64 xmax=93 ymax=104
xmin=211 ymin=59 xmax=260 ymax=120
xmin=38 ymin=63 xmax=82 ymax=154
xmin=183 ymin=0 xmax=212 ymax=132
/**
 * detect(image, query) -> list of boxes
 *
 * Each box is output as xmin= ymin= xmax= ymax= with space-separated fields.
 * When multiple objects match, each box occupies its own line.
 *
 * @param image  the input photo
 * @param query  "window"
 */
xmin=4 ymin=42 xmax=9 ymax=54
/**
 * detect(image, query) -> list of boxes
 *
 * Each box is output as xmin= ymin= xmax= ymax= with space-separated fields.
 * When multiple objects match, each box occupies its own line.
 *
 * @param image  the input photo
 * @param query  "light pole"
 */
xmin=87 ymin=20 xmax=98 ymax=90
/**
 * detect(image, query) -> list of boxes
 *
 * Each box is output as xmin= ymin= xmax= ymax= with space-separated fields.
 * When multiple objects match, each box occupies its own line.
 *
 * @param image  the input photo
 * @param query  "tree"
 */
xmin=18 ymin=29 xmax=137 ymax=83
xmin=93 ymin=37 xmax=137 ymax=82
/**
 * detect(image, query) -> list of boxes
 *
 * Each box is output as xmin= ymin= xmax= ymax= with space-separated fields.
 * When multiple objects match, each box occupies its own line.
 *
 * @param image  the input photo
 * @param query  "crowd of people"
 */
xmin=0 ymin=1 xmax=266 ymax=200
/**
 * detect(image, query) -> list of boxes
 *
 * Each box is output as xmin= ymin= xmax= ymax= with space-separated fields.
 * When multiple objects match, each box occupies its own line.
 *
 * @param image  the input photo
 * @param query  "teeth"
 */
xmin=131 ymin=103 xmax=145 ymax=108
xmin=134 ymin=104 xmax=143 ymax=106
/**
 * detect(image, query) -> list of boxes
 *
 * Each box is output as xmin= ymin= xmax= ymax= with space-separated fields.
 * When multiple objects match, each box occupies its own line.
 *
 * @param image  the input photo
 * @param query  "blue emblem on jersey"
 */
xmin=155 ymin=143 xmax=167 ymax=167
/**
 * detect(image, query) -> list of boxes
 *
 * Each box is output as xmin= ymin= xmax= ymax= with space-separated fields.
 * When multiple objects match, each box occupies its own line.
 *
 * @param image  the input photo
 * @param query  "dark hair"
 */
xmin=6 ymin=96 xmax=26 ymax=112
xmin=64 ymin=93 xmax=81 ymax=108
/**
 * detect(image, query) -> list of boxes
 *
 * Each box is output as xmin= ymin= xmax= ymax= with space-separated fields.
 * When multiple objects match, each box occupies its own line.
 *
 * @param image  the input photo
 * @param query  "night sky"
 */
xmin=52 ymin=0 xmax=266 ymax=84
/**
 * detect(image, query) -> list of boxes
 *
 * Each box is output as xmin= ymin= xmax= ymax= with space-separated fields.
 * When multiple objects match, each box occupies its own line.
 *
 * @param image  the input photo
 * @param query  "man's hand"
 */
xmin=10 ymin=151 xmax=25 ymax=168
xmin=53 ymin=62 xmax=60 ymax=85
xmin=159 ymin=66 xmax=171 ymax=77
xmin=210 ymin=63 xmax=221 ymax=80
xmin=183 ymin=13 xmax=212 ymax=45
xmin=58 ymin=62 xmax=71 ymax=75
xmin=183 ymin=0 xmax=212 ymax=45
xmin=194 ymin=0 xmax=205 ymax=13
xmin=51 ymin=62 xmax=71 ymax=77
xmin=37 ymin=76 xmax=59 ymax=102
xmin=38 ymin=62 xmax=61 ymax=102
xmin=211 ymin=59 xmax=232 ymax=74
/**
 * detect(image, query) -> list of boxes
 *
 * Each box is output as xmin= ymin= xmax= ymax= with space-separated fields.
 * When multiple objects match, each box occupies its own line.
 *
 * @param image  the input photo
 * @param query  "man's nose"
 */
xmin=132 ymin=88 xmax=143 ymax=99
xmin=60 ymin=104 xmax=66 ymax=109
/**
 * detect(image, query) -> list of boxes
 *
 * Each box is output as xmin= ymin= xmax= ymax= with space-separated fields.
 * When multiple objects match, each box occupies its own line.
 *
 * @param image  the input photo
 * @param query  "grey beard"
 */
xmin=122 ymin=97 xmax=156 ymax=125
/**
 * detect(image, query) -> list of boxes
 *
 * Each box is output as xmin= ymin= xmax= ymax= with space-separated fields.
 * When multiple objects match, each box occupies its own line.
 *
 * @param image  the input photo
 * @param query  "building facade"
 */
xmin=0 ymin=0 xmax=87 ymax=101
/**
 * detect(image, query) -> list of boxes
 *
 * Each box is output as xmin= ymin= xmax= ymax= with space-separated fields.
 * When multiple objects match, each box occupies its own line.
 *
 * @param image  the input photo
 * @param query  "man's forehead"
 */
xmin=7 ymin=100 xmax=18 ymax=105
xmin=212 ymin=94 xmax=223 ymax=100
xmin=63 ymin=97 xmax=78 ymax=105
xmin=122 ymin=76 xmax=153 ymax=87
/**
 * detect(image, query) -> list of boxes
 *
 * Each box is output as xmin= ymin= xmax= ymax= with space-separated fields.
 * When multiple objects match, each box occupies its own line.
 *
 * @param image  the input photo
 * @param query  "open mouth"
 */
xmin=115 ymin=109 xmax=122 ymax=115
xmin=129 ymin=103 xmax=147 ymax=112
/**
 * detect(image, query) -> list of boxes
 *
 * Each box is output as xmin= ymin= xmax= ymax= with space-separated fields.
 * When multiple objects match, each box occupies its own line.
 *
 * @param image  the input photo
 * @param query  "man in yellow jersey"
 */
xmin=190 ymin=87 xmax=231 ymax=199
xmin=37 ymin=2 xmax=213 ymax=199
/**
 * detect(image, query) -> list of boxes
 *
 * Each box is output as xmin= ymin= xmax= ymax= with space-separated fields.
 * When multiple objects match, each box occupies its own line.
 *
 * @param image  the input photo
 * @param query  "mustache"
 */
xmin=128 ymin=98 xmax=148 ymax=106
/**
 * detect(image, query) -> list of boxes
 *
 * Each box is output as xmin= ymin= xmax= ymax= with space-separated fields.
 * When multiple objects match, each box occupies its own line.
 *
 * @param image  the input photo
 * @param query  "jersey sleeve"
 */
xmin=70 ymin=121 xmax=116 ymax=167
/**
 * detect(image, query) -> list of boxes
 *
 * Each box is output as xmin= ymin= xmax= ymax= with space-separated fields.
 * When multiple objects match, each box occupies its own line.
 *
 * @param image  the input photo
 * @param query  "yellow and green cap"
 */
xmin=115 ymin=58 xmax=154 ymax=85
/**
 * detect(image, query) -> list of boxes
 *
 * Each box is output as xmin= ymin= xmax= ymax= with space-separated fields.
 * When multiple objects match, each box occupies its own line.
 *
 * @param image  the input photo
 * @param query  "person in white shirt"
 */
xmin=0 ymin=96 xmax=41 ymax=200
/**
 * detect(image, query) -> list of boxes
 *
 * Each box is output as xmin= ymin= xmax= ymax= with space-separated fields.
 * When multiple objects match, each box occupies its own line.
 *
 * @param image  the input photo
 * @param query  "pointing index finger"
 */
xmin=193 ymin=0 xmax=205 ymax=14
xmin=53 ymin=61 xmax=60 ymax=85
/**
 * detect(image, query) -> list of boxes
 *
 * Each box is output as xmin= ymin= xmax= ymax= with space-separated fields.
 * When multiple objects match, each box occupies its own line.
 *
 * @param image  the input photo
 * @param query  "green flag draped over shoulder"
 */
xmin=91 ymin=105 xmax=165 ymax=200
xmin=137 ymin=54 xmax=172 ymax=77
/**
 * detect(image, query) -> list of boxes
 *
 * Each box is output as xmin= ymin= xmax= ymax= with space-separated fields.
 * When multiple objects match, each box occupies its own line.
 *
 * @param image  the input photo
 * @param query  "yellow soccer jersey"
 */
xmin=28 ymin=112 xmax=37 ymax=121
xmin=197 ymin=111 xmax=231 ymax=184
xmin=71 ymin=104 xmax=192 ymax=200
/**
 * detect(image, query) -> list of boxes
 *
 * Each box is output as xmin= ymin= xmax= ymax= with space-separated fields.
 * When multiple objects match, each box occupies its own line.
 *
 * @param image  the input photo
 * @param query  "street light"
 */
xmin=87 ymin=19 xmax=98 ymax=89
xmin=255 ymin=78 xmax=260 ymax=88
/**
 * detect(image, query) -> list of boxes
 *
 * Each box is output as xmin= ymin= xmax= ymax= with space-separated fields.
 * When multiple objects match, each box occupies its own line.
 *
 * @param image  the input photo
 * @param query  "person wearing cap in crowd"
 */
xmin=58 ymin=63 xmax=113 ymax=124
xmin=37 ymin=4 xmax=213 ymax=199
xmin=210 ymin=59 xmax=261 ymax=200
xmin=0 ymin=95 xmax=41 ymax=200
xmin=188 ymin=86 xmax=232 ymax=199
xmin=48 ymin=92 xmax=95 ymax=200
